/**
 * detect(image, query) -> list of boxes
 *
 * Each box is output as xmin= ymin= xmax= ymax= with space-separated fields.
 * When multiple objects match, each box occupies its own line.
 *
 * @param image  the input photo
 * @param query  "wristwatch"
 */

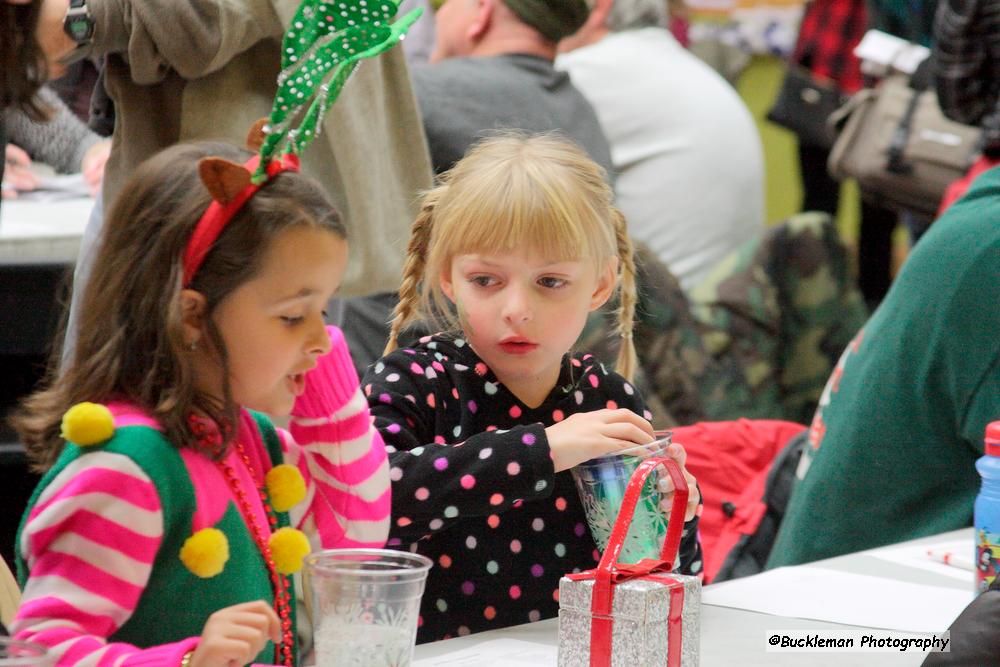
xmin=63 ymin=0 xmax=95 ymax=45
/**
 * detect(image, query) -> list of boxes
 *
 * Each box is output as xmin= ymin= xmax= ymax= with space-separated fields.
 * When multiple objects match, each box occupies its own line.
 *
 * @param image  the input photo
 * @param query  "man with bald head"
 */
xmin=412 ymin=0 xmax=613 ymax=176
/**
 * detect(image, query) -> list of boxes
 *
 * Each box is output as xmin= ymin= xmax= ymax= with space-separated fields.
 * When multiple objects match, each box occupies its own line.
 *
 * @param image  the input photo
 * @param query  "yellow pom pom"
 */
xmin=180 ymin=528 xmax=230 ymax=578
xmin=265 ymin=464 xmax=307 ymax=513
xmin=269 ymin=527 xmax=311 ymax=575
xmin=60 ymin=402 xmax=115 ymax=446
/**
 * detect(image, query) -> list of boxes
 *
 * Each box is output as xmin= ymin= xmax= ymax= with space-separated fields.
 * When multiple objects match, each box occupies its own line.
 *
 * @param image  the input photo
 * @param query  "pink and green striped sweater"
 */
xmin=11 ymin=335 xmax=390 ymax=665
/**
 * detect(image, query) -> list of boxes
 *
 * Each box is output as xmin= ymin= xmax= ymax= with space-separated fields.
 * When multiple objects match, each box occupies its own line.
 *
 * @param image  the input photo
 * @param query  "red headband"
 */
xmin=182 ymin=153 xmax=301 ymax=287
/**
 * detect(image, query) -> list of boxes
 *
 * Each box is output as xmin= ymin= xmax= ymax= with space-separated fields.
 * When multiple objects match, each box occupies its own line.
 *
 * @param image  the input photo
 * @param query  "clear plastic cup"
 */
xmin=570 ymin=433 xmax=673 ymax=563
xmin=304 ymin=549 xmax=432 ymax=667
xmin=0 ymin=637 xmax=48 ymax=666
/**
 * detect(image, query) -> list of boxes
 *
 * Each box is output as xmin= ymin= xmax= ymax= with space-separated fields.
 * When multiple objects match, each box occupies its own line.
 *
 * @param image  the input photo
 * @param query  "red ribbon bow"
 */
xmin=566 ymin=457 xmax=689 ymax=667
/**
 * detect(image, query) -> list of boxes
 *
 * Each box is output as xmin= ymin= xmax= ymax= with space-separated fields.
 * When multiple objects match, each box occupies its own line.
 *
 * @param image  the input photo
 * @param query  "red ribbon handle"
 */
xmin=590 ymin=456 xmax=688 ymax=667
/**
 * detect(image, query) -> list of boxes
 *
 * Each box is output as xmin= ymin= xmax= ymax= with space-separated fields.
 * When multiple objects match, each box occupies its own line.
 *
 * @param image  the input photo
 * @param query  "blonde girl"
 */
xmin=363 ymin=133 xmax=702 ymax=642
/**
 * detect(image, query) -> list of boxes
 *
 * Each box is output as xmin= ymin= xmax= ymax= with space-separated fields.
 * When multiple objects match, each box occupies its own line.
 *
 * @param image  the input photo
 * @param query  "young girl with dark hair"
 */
xmin=10 ymin=140 xmax=390 ymax=666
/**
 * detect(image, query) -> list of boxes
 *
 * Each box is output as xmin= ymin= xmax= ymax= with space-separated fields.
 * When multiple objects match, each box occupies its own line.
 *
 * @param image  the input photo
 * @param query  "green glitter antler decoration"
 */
xmin=253 ymin=0 xmax=422 ymax=183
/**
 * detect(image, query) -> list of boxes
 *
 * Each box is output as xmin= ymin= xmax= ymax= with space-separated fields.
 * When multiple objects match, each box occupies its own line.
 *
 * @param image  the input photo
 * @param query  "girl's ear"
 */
xmin=179 ymin=289 xmax=208 ymax=346
xmin=589 ymin=257 xmax=619 ymax=311
xmin=439 ymin=266 xmax=457 ymax=303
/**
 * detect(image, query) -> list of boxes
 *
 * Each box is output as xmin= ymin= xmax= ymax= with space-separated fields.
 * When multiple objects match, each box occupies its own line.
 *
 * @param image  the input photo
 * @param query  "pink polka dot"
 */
xmin=521 ymin=433 xmax=535 ymax=445
xmin=397 ymin=517 xmax=411 ymax=527
xmin=571 ymin=358 xmax=582 ymax=367
xmin=475 ymin=362 xmax=488 ymax=376
xmin=387 ymin=423 xmax=401 ymax=434
xmin=364 ymin=384 xmax=372 ymax=396
xmin=410 ymin=362 xmax=424 ymax=375
xmin=510 ymin=540 xmax=522 ymax=554
xmin=552 ymin=589 xmax=560 ymax=602
xmin=490 ymin=493 xmax=504 ymax=506
xmin=439 ymin=554 xmax=452 ymax=568
xmin=462 ymin=581 xmax=475 ymax=595
xmin=513 ymin=500 xmax=523 ymax=508
xmin=484 ymin=606 xmax=496 ymax=620
xmin=574 ymin=523 xmax=586 ymax=537
xmin=487 ymin=514 xmax=500 ymax=528
xmin=434 ymin=435 xmax=446 ymax=444
xmin=486 ymin=425 xmax=498 ymax=431
xmin=415 ymin=487 xmax=430 ymax=500
xmin=379 ymin=393 xmax=392 ymax=404
xmin=555 ymin=497 xmax=568 ymax=511
xmin=589 ymin=375 xmax=600 ymax=388
xmin=606 ymin=400 xmax=618 ymax=410
xmin=426 ymin=394 xmax=436 ymax=408
xmin=509 ymin=405 xmax=522 ymax=418
xmin=531 ymin=564 xmax=544 ymax=577
xmin=468 ymin=400 xmax=478 ymax=413
xmin=433 ymin=361 xmax=446 ymax=372
xmin=509 ymin=585 xmax=522 ymax=599
xmin=507 ymin=462 xmax=521 ymax=475
xmin=593 ymin=549 xmax=600 ymax=561
xmin=451 ymin=388 xmax=460 ymax=399
xmin=460 ymin=474 xmax=476 ymax=489
xmin=434 ymin=458 xmax=449 ymax=471
xmin=552 ymin=409 xmax=564 ymax=422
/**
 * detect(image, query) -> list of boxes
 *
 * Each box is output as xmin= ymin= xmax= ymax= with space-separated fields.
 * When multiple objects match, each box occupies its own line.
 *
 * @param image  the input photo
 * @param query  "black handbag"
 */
xmin=767 ymin=66 xmax=846 ymax=148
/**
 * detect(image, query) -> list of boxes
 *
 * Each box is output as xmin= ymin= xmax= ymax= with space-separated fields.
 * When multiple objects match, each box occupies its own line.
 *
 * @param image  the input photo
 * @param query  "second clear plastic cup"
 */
xmin=304 ymin=548 xmax=432 ymax=667
xmin=570 ymin=433 xmax=673 ymax=563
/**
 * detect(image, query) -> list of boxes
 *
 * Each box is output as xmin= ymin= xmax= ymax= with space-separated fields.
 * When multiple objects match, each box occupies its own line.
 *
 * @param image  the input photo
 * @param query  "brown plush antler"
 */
xmin=198 ymin=158 xmax=252 ymax=205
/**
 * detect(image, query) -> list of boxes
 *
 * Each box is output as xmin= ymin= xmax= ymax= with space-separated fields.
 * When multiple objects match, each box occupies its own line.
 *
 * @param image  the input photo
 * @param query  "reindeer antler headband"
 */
xmin=181 ymin=0 xmax=422 ymax=287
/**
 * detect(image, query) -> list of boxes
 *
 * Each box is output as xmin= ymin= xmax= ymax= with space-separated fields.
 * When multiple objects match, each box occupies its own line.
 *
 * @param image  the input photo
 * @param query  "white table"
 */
xmin=0 ymin=195 xmax=92 ymax=265
xmin=414 ymin=529 xmax=975 ymax=666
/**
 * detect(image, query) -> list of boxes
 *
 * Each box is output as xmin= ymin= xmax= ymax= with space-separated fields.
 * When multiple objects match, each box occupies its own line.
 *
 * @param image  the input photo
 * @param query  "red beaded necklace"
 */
xmin=217 ymin=442 xmax=295 ymax=666
xmin=190 ymin=416 xmax=294 ymax=666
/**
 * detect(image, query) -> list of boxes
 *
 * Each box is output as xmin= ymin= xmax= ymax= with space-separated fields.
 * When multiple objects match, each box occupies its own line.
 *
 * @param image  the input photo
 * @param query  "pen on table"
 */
xmin=926 ymin=547 xmax=975 ymax=571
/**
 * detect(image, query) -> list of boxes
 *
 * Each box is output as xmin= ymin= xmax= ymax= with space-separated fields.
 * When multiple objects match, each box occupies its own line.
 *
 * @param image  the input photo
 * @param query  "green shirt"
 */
xmin=769 ymin=166 xmax=1000 ymax=567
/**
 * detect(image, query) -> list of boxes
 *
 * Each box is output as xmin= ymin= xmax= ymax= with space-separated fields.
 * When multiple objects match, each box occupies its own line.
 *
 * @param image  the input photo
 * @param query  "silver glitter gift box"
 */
xmin=557 ymin=571 xmax=700 ymax=667
xmin=557 ymin=456 xmax=700 ymax=667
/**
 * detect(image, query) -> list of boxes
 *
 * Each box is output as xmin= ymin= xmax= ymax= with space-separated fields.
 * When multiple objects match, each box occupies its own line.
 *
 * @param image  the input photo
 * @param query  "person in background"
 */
xmin=3 ymin=86 xmax=109 ymax=197
xmin=366 ymin=134 xmax=703 ymax=643
xmin=30 ymin=0 xmax=433 ymax=369
xmin=768 ymin=161 xmax=1000 ymax=567
xmin=412 ymin=0 xmax=613 ymax=176
xmin=1 ymin=0 xmax=47 ymax=211
xmin=558 ymin=0 xmax=765 ymax=292
xmin=933 ymin=0 xmax=1000 ymax=212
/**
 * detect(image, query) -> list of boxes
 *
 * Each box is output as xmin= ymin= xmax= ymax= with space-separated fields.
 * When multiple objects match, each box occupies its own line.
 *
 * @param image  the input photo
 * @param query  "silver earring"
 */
xmin=189 ymin=341 xmax=199 ymax=352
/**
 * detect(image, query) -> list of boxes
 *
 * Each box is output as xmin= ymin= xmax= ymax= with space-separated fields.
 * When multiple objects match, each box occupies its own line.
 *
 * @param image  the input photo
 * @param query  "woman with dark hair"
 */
xmin=1 ymin=0 xmax=48 ymax=210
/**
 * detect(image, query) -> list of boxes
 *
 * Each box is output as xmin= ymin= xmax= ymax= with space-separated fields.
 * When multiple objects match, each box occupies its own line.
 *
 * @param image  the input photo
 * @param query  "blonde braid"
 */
xmin=384 ymin=190 xmax=439 ymax=354
xmin=611 ymin=208 xmax=639 ymax=381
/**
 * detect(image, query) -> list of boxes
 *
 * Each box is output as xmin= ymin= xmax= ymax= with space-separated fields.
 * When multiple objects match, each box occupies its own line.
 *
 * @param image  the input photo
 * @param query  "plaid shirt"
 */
xmin=792 ymin=0 xmax=868 ymax=93
xmin=934 ymin=0 xmax=1000 ymax=154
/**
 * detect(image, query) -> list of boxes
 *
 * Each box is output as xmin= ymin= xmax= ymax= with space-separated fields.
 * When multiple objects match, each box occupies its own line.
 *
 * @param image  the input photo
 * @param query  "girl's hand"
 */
xmin=546 ymin=408 xmax=655 ymax=473
xmin=655 ymin=442 xmax=701 ymax=522
xmin=189 ymin=600 xmax=281 ymax=667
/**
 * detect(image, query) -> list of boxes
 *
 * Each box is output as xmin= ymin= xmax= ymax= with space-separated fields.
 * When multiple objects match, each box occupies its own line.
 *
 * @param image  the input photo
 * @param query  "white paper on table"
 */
xmin=0 ymin=197 xmax=94 ymax=239
xmin=702 ymin=566 xmax=974 ymax=633
xmin=412 ymin=638 xmax=557 ymax=666
xmin=865 ymin=539 xmax=975 ymax=582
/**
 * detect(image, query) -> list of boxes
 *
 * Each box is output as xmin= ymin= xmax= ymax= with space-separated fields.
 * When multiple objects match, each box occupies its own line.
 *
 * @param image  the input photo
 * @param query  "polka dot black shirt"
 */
xmin=363 ymin=334 xmax=702 ymax=643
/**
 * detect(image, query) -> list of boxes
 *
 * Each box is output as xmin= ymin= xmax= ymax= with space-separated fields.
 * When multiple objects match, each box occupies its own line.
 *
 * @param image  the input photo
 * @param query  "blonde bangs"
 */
xmin=428 ymin=141 xmax=612 ymax=269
